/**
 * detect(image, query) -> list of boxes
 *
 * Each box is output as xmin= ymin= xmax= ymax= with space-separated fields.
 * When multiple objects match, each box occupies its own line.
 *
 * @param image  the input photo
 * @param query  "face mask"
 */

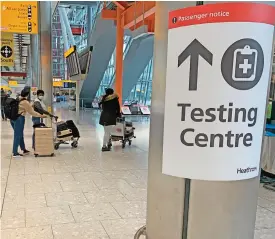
xmin=38 ymin=95 xmax=44 ymax=100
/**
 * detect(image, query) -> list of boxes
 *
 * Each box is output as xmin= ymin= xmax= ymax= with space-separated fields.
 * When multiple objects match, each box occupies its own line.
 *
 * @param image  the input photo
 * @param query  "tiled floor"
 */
xmin=1 ymin=106 xmax=274 ymax=238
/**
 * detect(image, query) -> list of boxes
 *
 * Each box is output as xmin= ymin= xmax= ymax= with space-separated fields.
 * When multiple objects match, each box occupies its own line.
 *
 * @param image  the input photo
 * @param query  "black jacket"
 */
xmin=33 ymin=100 xmax=53 ymax=117
xmin=99 ymin=93 xmax=121 ymax=126
xmin=1 ymin=91 xmax=7 ymax=108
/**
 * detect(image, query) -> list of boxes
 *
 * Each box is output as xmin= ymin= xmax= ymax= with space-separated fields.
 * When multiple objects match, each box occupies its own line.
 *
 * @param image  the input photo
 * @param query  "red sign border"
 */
xmin=169 ymin=2 xmax=275 ymax=30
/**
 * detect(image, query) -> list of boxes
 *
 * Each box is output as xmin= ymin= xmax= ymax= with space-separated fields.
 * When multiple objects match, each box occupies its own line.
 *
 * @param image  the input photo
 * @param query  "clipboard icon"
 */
xmin=232 ymin=45 xmax=258 ymax=82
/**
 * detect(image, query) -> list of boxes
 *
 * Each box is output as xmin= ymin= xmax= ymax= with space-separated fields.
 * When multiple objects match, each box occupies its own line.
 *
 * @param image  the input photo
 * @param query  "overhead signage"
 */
xmin=79 ymin=46 xmax=93 ymax=74
xmin=1 ymin=1 xmax=38 ymax=34
xmin=8 ymin=80 xmax=18 ymax=86
xmin=162 ymin=3 xmax=275 ymax=181
xmin=64 ymin=46 xmax=75 ymax=58
xmin=1 ymin=32 xmax=14 ymax=67
xmin=64 ymin=46 xmax=81 ymax=78
xmin=53 ymin=81 xmax=63 ymax=87
xmin=63 ymin=80 xmax=76 ymax=83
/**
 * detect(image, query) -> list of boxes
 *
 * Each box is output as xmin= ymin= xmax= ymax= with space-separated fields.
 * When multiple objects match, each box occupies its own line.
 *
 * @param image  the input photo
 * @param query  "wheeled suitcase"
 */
xmin=34 ymin=127 xmax=54 ymax=157
xmin=66 ymin=120 xmax=80 ymax=138
xmin=57 ymin=129 xmax=74 ymax=141
xmin=57 ymin=121 xmax=68 ymax=132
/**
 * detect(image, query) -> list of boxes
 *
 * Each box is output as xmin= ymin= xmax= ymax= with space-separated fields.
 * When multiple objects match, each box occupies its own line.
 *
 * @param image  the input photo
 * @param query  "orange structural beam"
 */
xmin=113 ymin=1 xmax=128 ymax=10
xmin=101 ymin=9 xmax=117 ymax=20
xmin=115 ymin=7 xmax=124 ymax=105
xmin=122 ymin=1 xmax=156 ymax=29
xmin=129 ymin=17 xmax=155 ymax=32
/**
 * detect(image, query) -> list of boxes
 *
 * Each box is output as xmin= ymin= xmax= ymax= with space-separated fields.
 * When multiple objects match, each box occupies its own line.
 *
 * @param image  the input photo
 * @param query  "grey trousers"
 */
xmin=103 ymin=125 xmax=113 ymax=146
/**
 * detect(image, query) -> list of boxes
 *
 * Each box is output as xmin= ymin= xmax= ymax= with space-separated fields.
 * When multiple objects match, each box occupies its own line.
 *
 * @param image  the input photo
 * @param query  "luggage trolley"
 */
xmin=110 ymin=117 xmax=136 ymax=148
xmin=53 ymin=119 xmax=80 ymax=150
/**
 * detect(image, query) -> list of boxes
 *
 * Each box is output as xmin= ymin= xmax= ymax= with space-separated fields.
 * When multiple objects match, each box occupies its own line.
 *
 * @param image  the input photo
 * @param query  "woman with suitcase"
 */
xmin=99 ymin=88 xmax=121 ymax=152
xmin=8 ymin=89 xmax=47 ymax=158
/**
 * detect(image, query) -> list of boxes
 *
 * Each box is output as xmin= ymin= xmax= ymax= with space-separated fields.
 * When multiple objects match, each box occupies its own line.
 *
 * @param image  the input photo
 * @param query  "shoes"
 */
xmin=23 ymin=149 xmax=30 ymax=155
xmin=102 ymin=146 xmax=111 ymax=152
xmin=108 ymin=142 xmax=112 ymax=149
xmin=12 ymin=153 xmax=23 ymax=158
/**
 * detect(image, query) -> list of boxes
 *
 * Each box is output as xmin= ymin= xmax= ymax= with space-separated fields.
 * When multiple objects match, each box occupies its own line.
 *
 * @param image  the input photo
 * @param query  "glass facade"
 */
xmin=52 ymin=5 xmax=90 ymax=79
xmin=53 ymin=2 xmax=154 ymax=106
xmin=52 ymin=10 xmax=65 ymax=78
xmin=95 ymin=35 xmax=132 ymax=99
xmin=126 ymin=59 xmax=153 ymax=106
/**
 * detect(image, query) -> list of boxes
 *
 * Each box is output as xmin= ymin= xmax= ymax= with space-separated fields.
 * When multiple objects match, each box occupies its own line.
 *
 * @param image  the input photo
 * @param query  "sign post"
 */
xmin=163 ymin=3 xmax=275 ymax=181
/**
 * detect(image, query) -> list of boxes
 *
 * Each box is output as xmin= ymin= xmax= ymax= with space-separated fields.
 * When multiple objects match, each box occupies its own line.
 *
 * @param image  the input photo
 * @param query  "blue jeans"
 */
xmin=10 ymin=116 xmax=26 ymax=154
xmin=1 ymin=108 xmax=5 ymax=120
xmin=32 ymin=117 xmax=42 ymax=149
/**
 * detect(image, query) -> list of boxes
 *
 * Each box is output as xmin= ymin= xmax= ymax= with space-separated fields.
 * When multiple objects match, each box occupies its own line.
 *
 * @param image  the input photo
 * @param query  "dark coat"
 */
xmin=99 ymin=94 xmax=121 ymax=126
xmin=1 ymin=91 xmax=7 ymax=107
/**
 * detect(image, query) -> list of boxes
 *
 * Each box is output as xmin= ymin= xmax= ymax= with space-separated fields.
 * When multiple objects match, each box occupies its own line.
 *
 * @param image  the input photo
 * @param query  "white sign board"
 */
xmin=140 ymin=106 xmax=151 ymax=115
xmin=121 ymin=106 xmax=132 ymax=115
xmin=162 ymin=3 xmax=275 ymax=181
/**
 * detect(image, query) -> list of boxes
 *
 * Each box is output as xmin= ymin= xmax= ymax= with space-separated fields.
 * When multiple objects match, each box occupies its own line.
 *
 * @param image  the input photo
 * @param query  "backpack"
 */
xmin=4 ymin=98 xmax=25 ymax=120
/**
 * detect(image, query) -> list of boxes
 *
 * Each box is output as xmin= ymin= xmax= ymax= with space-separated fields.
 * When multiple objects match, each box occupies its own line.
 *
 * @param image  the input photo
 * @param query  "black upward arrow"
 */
xmin=178 ymin=39 xmax=213 ymax=91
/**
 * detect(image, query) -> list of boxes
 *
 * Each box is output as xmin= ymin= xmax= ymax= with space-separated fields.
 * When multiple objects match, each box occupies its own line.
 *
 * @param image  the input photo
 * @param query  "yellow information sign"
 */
xmin=53 ymin=81 xmax=63 ymax=87
xmin=8 ymin=80 xmax=18 ymax=86
xmin=1 ymin=1 xmax=38 ymax=34
xmin=1 ymin=32 xmax=14 ymax=67
xmin=63 ymin=80 xmax=76 ymax=83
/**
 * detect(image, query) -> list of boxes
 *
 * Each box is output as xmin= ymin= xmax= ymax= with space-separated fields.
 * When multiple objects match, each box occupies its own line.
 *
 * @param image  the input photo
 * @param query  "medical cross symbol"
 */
xmin=1 ymin=46 xmax=13 ymax=58
xmin=239 ymin=59 xmax=252 ymax=74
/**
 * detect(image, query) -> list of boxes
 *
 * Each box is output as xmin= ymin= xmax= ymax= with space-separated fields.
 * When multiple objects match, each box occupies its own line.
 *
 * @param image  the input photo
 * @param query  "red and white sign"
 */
xmin=162 ymin=3 xmax=275 ymax=181
xmin=140 ymin=106 xmax=151 ymax=115
xmin=121 ymin=106 xmax=132 ymax=115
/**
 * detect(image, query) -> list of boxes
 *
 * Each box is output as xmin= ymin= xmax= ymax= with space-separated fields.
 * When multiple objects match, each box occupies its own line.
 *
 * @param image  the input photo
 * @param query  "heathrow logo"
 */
xmin=237 ymin=167 xmax=257 ymax=174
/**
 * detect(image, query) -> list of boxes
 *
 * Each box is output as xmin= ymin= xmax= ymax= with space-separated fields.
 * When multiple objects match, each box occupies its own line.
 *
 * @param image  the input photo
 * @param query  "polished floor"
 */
xmin=1 ymin=105 xmax=275 ymax=239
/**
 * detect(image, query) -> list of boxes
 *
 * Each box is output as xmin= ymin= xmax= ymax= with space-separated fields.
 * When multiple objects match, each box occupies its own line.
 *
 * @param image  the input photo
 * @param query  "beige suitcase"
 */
xmin=34 ymin=127 xmax=54 ymax=157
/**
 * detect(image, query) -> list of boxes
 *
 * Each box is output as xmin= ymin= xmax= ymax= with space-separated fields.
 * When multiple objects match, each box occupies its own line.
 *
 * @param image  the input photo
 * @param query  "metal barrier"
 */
xmin=134 ymin=225 xmax=146 ymax=239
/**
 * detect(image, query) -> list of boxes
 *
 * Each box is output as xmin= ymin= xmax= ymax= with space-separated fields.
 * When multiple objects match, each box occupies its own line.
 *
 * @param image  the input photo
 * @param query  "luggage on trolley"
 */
xmin=110 ymin=117 xmax=136 ymax=148
xmin=33 ymin=123 xmax=55 ymax=157
xmin=54 ymin=119 xmax=80 ymax=150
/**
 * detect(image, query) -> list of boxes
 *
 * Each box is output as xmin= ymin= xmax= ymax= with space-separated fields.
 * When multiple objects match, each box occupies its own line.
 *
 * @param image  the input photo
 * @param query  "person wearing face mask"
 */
xmin=10 ymin=88 xmax=47 ymax=158
xmin=32 ymin=90 xmax=55 ymax=149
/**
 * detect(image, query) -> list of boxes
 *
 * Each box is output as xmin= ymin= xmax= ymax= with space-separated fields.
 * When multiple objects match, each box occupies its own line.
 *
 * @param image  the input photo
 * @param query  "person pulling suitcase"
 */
xmin=32 ymin=89 xmax=57 ymax=149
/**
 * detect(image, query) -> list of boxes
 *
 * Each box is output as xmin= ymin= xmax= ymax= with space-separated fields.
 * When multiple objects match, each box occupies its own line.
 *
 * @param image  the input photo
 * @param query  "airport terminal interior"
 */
xmin=1 ymin=1 xmax=275 ymax=239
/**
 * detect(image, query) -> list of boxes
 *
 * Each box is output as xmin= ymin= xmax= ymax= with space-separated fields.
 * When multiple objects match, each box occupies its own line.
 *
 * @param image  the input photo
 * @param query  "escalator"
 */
xmin=120 ymin=35 xmax=154 ymax=101
xmin=80 ymin=12 xmax=116 ymax=103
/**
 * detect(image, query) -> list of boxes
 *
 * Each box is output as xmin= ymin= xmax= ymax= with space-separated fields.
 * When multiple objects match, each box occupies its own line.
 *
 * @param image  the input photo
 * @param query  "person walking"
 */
xmin=1 ymin=88 xmax=8 ymax=120
xmin=99 ymin=88 xmax=121 ymax=152
xmin=10 ymin=88 xmax=46 ymax=158
xmin=32 ymin=89 xmax=56 ymax=149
